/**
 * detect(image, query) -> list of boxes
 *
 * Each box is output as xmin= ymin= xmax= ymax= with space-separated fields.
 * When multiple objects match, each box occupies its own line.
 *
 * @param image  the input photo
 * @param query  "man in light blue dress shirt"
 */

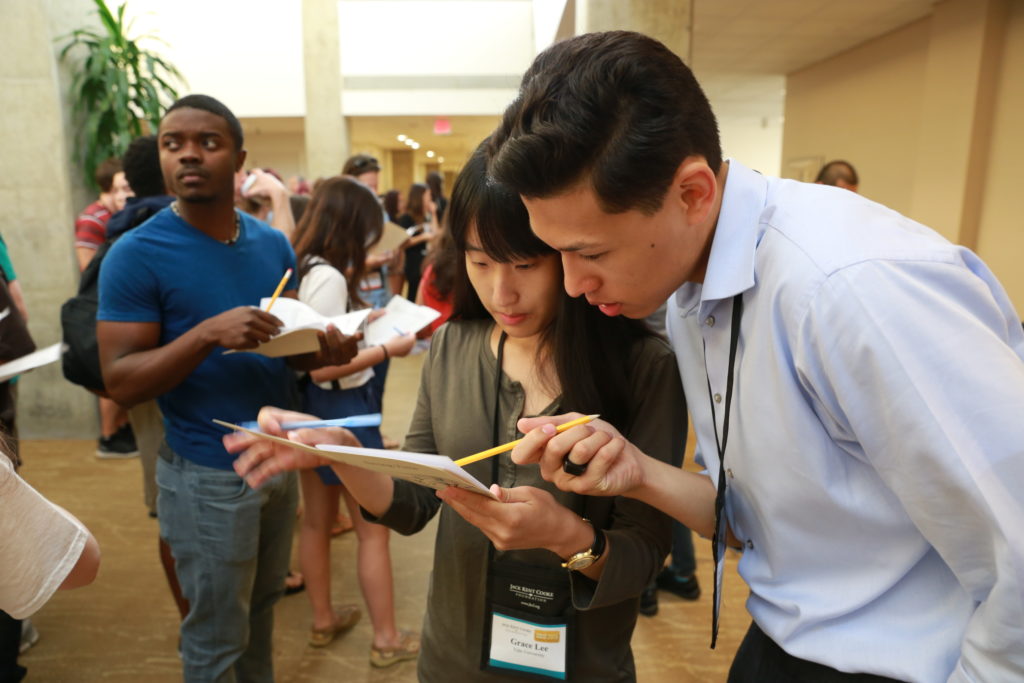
xmin=493 ymin=31 xmax=1024 ymax=682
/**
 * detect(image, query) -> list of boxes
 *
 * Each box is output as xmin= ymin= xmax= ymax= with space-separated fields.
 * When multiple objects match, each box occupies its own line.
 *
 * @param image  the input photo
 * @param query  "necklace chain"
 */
xmin=171 ymin=201 xmax=241 ymax=245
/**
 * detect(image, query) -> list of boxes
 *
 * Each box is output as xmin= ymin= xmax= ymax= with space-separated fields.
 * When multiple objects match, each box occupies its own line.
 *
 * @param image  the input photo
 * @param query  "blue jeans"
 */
xmin=157 ymin=447 xmax=298 ymax=682
xmin=670 ymin=520 xmax=696 ymax=576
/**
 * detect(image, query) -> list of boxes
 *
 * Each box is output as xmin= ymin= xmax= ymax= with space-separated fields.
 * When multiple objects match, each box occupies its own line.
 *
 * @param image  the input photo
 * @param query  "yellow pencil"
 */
xmin=454 ymin=414 xmax=599 ymax=467
xmin=264 ymin=268 xmax=293 ymax=313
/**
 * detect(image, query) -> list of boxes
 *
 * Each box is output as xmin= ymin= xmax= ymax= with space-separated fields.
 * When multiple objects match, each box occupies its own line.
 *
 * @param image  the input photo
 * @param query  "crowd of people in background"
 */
xmin=2 ymin=92 xmax=463 ymax=679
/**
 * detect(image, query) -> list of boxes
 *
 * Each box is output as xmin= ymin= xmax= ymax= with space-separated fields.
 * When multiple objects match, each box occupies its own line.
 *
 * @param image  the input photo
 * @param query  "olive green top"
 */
xmin=372 ymin=319 xmax=687 ymax=682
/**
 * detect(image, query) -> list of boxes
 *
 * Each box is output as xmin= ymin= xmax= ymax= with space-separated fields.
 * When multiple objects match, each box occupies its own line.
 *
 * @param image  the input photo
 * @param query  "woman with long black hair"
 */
xmin=229 ymin=147 xmax=686 ymax=681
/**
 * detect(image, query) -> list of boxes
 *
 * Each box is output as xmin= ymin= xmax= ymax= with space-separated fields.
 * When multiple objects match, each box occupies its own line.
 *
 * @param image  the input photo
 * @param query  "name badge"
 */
xmin=488 ymin=611 xmax=568 ymax=680
xmin=483 ymin=559 xmax=576 ymax=680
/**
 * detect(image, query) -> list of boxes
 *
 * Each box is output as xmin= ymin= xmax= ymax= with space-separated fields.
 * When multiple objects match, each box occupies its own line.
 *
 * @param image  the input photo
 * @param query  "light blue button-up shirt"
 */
xmin=666 ymin=160 xmax=1024 ymax=682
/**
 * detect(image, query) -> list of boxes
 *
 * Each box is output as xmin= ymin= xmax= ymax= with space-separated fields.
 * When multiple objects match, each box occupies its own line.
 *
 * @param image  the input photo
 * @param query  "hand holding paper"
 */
xmin=225 ymin=408 xmax=344 ymax=485
xmin=364 ymin=296 xmax=441 ymax=346
xmin=221 ymin=408 xmax=496 ymax=499
xmin=231 ymin=297 xmax=371 ymax=358
xmin=438 ymin=484 xmax=592 ymax=556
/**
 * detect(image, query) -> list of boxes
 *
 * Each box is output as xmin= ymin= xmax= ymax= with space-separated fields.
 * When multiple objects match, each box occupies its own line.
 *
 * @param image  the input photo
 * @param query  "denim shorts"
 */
xmin=303 ymin=380 xmax=384 ymax=486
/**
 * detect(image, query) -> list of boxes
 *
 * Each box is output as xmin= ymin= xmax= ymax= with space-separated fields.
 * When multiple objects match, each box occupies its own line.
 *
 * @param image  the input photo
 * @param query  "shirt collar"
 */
xmin=674 ymin=159 xmax=767 ymax=313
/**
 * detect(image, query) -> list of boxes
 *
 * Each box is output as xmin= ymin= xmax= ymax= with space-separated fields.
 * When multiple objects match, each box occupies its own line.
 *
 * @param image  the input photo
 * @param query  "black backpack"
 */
xmin=60 ymin=240 xmax=110 ymax=393
xmin=61 ymin=197 xmax=172 ymax=393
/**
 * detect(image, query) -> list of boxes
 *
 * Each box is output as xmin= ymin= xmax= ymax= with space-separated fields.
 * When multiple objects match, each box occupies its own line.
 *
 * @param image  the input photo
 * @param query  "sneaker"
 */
xmin=638 ymin=586 xmax=658 ymax=617
xmin=370 ymin=629 xmax=420 ymax=668
xmin=96 ymin=424 xmax=139 ymax=459
xmin=20 ymin=619 xmax=39 ymax=654
xmin=655 ymin=568 xmax=701 ymax=601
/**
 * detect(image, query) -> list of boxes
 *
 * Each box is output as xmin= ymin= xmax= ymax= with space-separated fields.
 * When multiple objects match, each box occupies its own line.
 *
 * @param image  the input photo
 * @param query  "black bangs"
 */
xmin=474 ymin=174 xmax=554 ymax=262
xmin=448 ymin=142 xmax=554 ymax=263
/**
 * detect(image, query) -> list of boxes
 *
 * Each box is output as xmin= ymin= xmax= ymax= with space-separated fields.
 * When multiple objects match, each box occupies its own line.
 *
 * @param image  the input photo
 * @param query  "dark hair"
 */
xmin=95 ymin=157 xmax=122 ymax=193
xmin=165 ymin=94 xmax=244 ymax=150
xmin=448 ymin=145 xmax=651 ymax=429
xmin=424 ymin=224 xmax=458 ymax=300
xmin=121 ymin=136 xmax=163 ymax=197
xmin=292 ymin=176 xmax=383 ymax=309
xmin=489 ymin=31 xmax=721 ymax=215
xmin=426 ymin=171 xmax=445 ymax=201
xmin=815 ymin=160 xmax=859 ymax=186
xmin=342 ymin=154 xmax=380 ymax=176
xmin=382 ymin=189 xmax=401 ymax=222
xmin=405 ymin=183 xmax=429 ymax=224
xmin=289 ymin=194 xmax=311 ymax=224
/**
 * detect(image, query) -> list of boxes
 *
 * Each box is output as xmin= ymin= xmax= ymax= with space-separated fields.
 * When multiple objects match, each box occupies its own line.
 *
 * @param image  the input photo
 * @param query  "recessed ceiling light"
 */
xmin=411 ymin=142 xmax=420 ymax=150
xmin=438 ymin=156 xmax=445 ymax=163
xmin=397 ymin=134 xmax=407 ymax=142
xmin=426 ymin=150 xmax=435 ymax=158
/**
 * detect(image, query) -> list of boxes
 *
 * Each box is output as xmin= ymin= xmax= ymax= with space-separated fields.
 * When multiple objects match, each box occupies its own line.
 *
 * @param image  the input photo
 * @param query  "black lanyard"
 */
xmin=489 ymin=329 xmax=590 ymax=519
xmin=705 ymin=293 xmax=743 ymax=649
xmin=492 ymin=330 xmax=508 ymax=482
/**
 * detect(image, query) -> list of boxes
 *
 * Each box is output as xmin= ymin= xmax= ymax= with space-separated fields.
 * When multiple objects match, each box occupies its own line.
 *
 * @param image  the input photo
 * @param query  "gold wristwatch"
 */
xmin=561 ymin=519 xmax=606 ymax=571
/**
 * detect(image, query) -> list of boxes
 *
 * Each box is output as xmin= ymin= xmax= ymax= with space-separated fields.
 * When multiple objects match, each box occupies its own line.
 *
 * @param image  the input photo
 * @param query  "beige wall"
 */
xmin=974 ymin=1 xmax=1024 ymax=308
xmin=782 ymin=0 xmax=1024 ymax=310
xmin=241 ymin=129 xmax=307 ymax=182
xmin=782 ymin=19 xmax=931 ymax=214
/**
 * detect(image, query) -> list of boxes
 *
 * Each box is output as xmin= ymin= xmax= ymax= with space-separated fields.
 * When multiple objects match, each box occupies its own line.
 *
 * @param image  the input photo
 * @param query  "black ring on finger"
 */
xmin=562 ymin=458 xmax=588 ymax=476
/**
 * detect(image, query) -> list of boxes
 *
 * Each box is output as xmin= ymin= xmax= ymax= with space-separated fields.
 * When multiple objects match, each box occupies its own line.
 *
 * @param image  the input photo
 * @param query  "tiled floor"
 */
xmin=16 ymin=351 xmax=749 ymax=681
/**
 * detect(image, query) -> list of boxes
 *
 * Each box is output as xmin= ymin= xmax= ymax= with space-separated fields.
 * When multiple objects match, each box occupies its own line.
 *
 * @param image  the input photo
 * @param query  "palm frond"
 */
xmin=57 ymin=0 xmax=184 ymax=191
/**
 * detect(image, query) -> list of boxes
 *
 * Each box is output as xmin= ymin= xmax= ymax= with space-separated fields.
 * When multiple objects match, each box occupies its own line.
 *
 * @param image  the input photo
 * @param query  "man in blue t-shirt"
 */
xmin=98 ymin=94 xmax=356 ymax=682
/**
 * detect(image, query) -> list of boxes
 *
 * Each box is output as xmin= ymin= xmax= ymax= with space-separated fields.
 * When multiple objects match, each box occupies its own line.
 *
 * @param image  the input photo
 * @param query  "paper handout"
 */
xmin=214 ymin=420 xmax=497 ymax=499
xmin=364 ymin=296 xmax=441 ymax=346
xmin=0 ymin=343 xmax=65 ymax=383
xmin=369 ymin=222 xmax=412 ymax=256
xmin=228 ymin=298 xmax=372 ymax=358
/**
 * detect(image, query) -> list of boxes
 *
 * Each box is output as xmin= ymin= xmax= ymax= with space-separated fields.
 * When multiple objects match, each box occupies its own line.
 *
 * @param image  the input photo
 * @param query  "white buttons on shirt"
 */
xmin=727 ymin=468 xmax=734 ymax=479
xmin=714 ymin=393 xmax=722 ymax=403
xmin=705 ymin=315 xmax=716 ymax=327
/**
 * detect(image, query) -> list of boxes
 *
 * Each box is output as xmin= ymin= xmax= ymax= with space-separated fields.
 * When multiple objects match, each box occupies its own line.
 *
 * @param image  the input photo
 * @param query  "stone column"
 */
xmin=302 ymin=0 xmax=349 ymax=179
xmin=576 ymin=0 xmax=692 ymax=64
xmin=0 ymin=0 xmax=97 ymax=437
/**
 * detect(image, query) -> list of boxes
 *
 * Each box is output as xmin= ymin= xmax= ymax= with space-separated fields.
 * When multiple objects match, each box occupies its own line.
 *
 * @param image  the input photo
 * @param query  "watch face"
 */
xmin=566 ymin=554 xmax=596 ymax=571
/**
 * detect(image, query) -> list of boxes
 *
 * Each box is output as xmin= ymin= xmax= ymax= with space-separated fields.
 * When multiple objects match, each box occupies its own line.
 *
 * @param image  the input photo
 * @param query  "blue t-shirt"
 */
xmin=98 ymin=207 xmax=298 ymax=469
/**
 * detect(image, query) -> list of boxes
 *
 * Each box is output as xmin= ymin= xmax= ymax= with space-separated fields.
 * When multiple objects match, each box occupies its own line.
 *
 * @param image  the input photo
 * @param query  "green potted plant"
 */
xmin=58 ymin=0 xmax=184 ymax=190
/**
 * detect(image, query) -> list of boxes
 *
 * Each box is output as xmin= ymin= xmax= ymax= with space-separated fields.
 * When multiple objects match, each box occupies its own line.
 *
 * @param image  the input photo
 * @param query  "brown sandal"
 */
xmin=370 ymin=629 xmax=420 ymax=668
xmin=308 ymin=604 xmax=361 ymax=647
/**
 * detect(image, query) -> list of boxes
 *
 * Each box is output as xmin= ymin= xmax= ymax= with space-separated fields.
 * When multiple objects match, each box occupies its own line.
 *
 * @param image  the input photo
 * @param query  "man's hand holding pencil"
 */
xmin=511 ymin=412 xmax=650 ymax=498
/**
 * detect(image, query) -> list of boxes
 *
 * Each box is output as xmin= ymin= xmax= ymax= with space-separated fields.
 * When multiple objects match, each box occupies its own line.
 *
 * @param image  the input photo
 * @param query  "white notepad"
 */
xmin=227 ymin=298 xmax=372 ymax=358
xmin=215 ymin=419 xmax=497 ymax=498
xmin=364 ymin=296 xmax=441 ymax=346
